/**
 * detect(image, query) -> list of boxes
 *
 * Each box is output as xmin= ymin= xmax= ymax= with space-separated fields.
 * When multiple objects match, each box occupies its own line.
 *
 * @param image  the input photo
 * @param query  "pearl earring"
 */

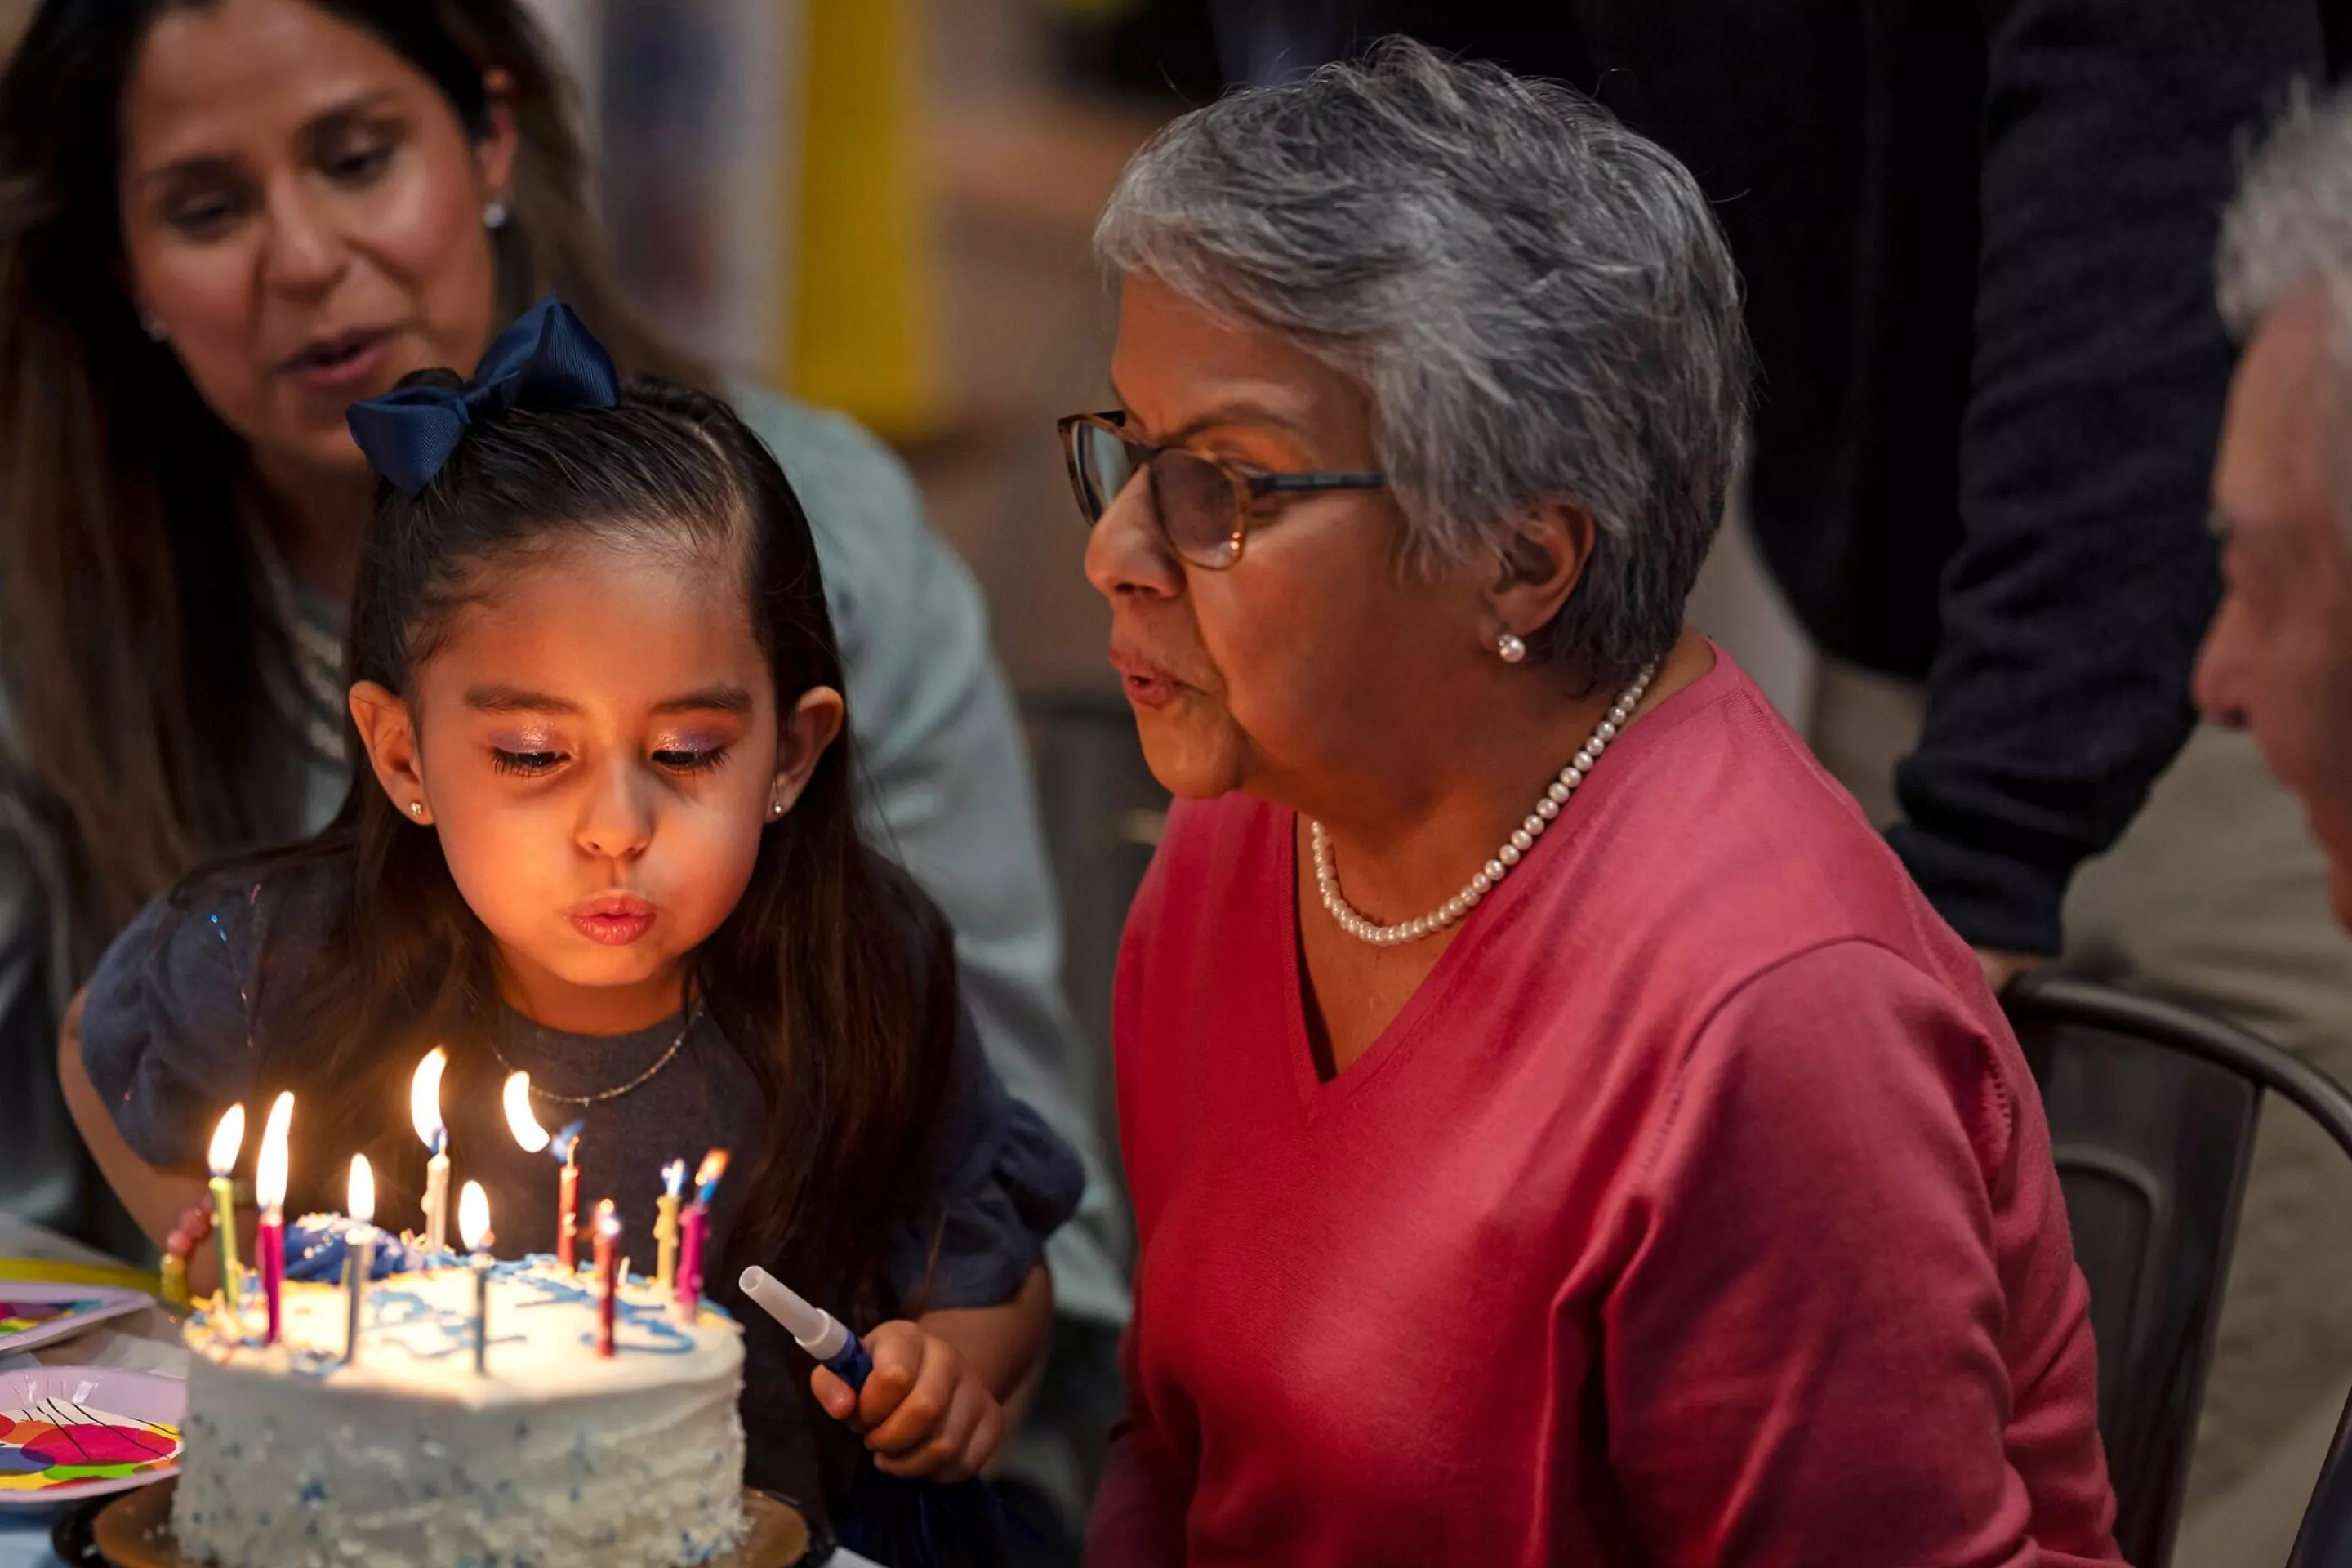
xmin=768 ymin=799 xmax=786 ymax=819
xmin=408 ymin=801 xmax=425 ymax=820
xmin=140 ymin=310 xmax=167 ymax=342
xmin=483 ymin=198 xmax=510 ymax=231
xmin=1497 ymin=631 xmax=1528 ymax=664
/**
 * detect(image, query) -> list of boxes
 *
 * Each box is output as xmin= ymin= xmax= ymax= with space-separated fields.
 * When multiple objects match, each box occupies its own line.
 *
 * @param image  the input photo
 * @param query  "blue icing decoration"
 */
xmin=282 ymin=1215 xmax=430 ymax=1283
xmin=297 ymin=1478 xmax=326 ymax=1505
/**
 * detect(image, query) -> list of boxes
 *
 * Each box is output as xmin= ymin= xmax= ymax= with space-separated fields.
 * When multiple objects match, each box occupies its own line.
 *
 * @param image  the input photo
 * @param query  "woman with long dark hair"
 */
xmin=0 ymin=0 xmax=1124 ymax=1356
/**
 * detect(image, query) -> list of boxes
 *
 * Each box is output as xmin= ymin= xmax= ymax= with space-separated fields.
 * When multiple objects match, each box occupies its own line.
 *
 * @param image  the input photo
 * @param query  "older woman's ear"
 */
xmin=1487 ymin=499 xmax=1598 ymax=648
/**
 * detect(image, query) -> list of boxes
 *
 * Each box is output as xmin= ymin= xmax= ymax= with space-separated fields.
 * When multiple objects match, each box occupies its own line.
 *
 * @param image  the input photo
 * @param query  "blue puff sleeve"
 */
xmin=79 ymin=871 xmax=303 ymax=1169
xmin=884 ymin=998 xmax=1087 ymax=1313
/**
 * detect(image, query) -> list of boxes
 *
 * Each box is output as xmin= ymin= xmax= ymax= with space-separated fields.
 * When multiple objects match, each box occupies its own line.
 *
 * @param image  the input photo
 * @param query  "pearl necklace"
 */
xmin=1310 ymin=661 xmax=1658 ymax=947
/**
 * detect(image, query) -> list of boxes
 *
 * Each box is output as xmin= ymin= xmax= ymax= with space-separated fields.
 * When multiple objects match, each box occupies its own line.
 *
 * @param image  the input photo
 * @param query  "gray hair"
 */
xmin=2221 ymin=86 xmax=2352 ymax=344
xmin=2221 ymin=86 xmax=2352 ymax=541
xmin=1094 ymin=37 xmax=1750 ymax=684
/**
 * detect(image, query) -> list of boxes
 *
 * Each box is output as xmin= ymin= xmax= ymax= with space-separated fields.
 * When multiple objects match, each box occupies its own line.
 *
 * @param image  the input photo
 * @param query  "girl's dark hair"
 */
xmin=226 ymin=373 xmax=959 ymax=1340
xmin=0 ymin=0 xmax=703 ymax=969
xmin=155 ymin=366 xmax=957 ymax=1507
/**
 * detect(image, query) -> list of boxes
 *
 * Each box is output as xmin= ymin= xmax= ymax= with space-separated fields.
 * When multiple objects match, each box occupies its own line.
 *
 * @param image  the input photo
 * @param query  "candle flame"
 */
xmin=458 ymin=1180 xmax=492 ymax=1253
xmin=410 ymin=1048 xmax=447 ymax=1152
xmin=207 ymin=1103 xmax=247 ymax=1178
xmin=693 ymin=1148 xmax=729 ymax=1203
xmin=348 ymin=1153 xmax=375 ymax=1225
xmin=662 ymin=1158 xmax=687 ymax=1198
xmin=596 ymin=1197 xmax=619 ymax=1237
xmin=256 ymin=1091 xmax=293 ymax=1213
xmin=501 ymin=1071 xmax=549 ymax=1153
xmin=551 ymin=1120 xmax=585 ymax=1164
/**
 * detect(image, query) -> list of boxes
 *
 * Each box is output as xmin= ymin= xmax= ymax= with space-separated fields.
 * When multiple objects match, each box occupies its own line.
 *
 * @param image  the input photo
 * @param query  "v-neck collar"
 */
xmin=1273 ymin=640 xmax=1736 ymax=1118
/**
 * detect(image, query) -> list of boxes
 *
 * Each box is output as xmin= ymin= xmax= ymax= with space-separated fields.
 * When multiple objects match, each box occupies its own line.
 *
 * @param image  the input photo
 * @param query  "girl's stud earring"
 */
xmin=483 ymin=198 xmax=510 ymax=231
xmin=768 ymin=800 xmax=786 ymax=819
xmin=1497 ymin=631 xmax=1529 ymax=664
xmin=140 ymin=310 xmax=167 ymax=343
xmin=409 ymin=801 xmax=426 ymax=820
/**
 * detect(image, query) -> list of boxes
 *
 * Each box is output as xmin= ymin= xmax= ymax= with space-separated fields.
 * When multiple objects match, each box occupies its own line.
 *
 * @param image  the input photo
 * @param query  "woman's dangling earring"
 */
xmin=483 ymin=198 xmax=510 ymax=232
xmin=1496 ymin=630 xmax=1529 ymax=665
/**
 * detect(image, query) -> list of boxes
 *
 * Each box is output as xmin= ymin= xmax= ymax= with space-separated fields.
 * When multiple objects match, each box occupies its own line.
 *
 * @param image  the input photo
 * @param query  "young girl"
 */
xmin=57 ymin=301 xmax=1083 ymax=1522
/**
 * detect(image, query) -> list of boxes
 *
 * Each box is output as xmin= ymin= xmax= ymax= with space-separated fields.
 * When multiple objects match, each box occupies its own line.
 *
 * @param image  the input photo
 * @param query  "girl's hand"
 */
xmin=811 ymin=1320 xmax=1006 ymax=1482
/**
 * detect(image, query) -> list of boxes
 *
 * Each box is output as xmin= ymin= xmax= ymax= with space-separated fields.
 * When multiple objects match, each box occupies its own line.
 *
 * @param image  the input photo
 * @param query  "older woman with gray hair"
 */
xmin=1076 ymin=41 xmax=2118 ymax=1566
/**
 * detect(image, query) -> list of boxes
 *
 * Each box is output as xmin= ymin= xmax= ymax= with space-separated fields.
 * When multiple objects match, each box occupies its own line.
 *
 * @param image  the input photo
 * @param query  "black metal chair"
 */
xmin=2296 ymin=1408 xmax=2352 ymax=1568
xmin=2003 ymin=973 xmax=2352 ymax=1568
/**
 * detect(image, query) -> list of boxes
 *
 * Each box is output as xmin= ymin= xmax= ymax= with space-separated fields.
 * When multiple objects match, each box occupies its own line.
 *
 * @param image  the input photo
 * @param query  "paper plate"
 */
xmin=0 ymin=1285 xmax=154 ymax=1357
xmin=0 ymin=1366 xmax=182 ymax=1508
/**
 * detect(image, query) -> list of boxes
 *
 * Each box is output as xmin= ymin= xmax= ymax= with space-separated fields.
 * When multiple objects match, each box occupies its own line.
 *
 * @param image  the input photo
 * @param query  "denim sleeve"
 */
xmin=1887 ymin=0 xmax=2324 ymax=954
xmin=733 ymin=385 xmax=1131 ymax=1327
xmin=78 ymin=880 xmax=274 ymax=1170
xmin=884 ymin=987 xmax=1087 ymax=1314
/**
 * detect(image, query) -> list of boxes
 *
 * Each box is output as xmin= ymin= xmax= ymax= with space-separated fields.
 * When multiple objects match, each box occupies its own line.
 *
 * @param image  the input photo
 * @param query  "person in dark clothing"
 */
xmin=1204 ymin=5 xmax=2352 ymax=1558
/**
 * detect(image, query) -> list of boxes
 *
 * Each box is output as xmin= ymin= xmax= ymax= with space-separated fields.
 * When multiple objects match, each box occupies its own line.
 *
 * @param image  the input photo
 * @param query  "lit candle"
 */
xmin=594 ymin=1200 xmax=621 ymax=1359
xmin=653 ymin=1159 xmax=685 ymax=1297
xmin=501 ymin=1072 xmax=585 ymax=1268
xmin=255 ymin=1091 xmax=292 ymax=1346
xmin=459 ymin=1181 xmax=493 ymax=1376
xmin=411 ymin=1048 xmax=450 ymax=1256
xmin=673 ymin=1149 xmax=728 ymax=1323
xmin=342 ymin=1154 xmax=377 ymax=1365
xmin=205 ymin=1105 xmax=246 ymax=1327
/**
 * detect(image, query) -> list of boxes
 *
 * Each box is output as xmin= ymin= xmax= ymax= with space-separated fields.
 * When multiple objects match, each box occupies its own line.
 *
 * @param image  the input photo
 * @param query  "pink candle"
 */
xmin=673 ymin=1149 xmax=728 ymax=1321
xmin=675 ymin=1205 xmax=706 ymax=1316
xmin=258 ymin=1212 xmax=284 ymax=1344
xmin=557 ymin=1159 xmax=580 ymax=1273
xmin=255 ymin=1092 xmax=293 ymax=1346
xmin=594 ymin=1200 xmax=621 ymax=1359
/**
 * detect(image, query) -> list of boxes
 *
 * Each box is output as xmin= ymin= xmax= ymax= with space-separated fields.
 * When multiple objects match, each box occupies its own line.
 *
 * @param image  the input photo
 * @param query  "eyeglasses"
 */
xmin=1056 ymin=409 xmax=1387 ymax=569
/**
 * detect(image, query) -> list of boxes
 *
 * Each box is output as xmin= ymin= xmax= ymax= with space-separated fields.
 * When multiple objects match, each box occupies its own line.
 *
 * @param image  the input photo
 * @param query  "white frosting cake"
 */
xmin=175 ymin=1256 xmax=746 ymax=1568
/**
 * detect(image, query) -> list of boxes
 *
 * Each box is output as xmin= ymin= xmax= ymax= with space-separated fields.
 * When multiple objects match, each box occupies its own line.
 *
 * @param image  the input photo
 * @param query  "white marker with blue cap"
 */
xmin=738 ymin=1266 xmax=874 ymax=1388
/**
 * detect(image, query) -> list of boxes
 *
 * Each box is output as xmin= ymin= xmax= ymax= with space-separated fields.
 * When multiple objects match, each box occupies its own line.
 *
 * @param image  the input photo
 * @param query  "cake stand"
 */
xmin=79 ymin=1478 xmax=817 ymax=1566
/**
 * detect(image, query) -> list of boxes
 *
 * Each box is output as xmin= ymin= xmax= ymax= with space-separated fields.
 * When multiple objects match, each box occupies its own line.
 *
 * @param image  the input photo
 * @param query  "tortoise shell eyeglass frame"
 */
xmin=1057 ymin=409 xmax=1388 ymax=570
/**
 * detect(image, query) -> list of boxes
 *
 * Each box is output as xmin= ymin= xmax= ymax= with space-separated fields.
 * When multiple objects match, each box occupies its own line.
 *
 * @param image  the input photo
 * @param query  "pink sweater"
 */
xmin=1088 ymin=653 xmax=2120 ymax=1566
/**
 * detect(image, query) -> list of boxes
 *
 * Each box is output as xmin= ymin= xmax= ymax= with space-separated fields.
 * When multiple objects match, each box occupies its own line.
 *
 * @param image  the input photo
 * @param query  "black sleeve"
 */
xmin=1886 ymin=0 xmax=2328 ymax=955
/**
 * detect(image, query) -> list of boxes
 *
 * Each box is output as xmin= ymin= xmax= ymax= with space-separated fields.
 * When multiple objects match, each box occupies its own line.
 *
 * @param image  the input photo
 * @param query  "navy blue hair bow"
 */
xmin=346 ymin=296 xmax=619 ymax=497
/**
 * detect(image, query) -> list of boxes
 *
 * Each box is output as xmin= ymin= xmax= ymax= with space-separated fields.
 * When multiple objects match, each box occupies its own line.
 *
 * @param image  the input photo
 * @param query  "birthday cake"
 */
xmin=173 ymin=1246 xmax=746 ymax=1568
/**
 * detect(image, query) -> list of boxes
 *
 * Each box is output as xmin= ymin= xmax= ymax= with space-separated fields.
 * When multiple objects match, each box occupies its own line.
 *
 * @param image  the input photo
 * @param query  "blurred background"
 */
xmin=0 ymin=0 xmax=1816 ymax=1084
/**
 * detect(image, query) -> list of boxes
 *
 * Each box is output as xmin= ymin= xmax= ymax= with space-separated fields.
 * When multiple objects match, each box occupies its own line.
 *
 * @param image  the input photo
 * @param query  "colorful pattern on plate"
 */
xmin=0 ymin=1397 xmax=181 ymax=1493
xmin=0 ymin=1298 xmax=96 ymax=1335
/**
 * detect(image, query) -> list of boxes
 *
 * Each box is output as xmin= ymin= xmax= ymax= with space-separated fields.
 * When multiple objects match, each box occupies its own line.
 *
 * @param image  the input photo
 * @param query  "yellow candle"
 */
xmin=159 ymin=1254 xmax=189 ymax=1310
xmin=653 ymin=1158 xmax=685 ymax=1297
xmin=206 ymin=1105 xmax=246 ymax=1322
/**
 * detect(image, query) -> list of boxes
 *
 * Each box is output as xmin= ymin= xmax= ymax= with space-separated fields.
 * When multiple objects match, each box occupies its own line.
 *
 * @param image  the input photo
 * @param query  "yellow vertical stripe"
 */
xmin=784 ymin=0 xmax=942 ymax=439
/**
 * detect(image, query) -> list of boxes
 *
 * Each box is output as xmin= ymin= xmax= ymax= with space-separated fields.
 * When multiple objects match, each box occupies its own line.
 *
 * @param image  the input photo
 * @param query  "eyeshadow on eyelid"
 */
xmin=656 ymin=730 xmax=731 ymax=751
xmin=489 ymin=729 xmax=560 ymax=751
